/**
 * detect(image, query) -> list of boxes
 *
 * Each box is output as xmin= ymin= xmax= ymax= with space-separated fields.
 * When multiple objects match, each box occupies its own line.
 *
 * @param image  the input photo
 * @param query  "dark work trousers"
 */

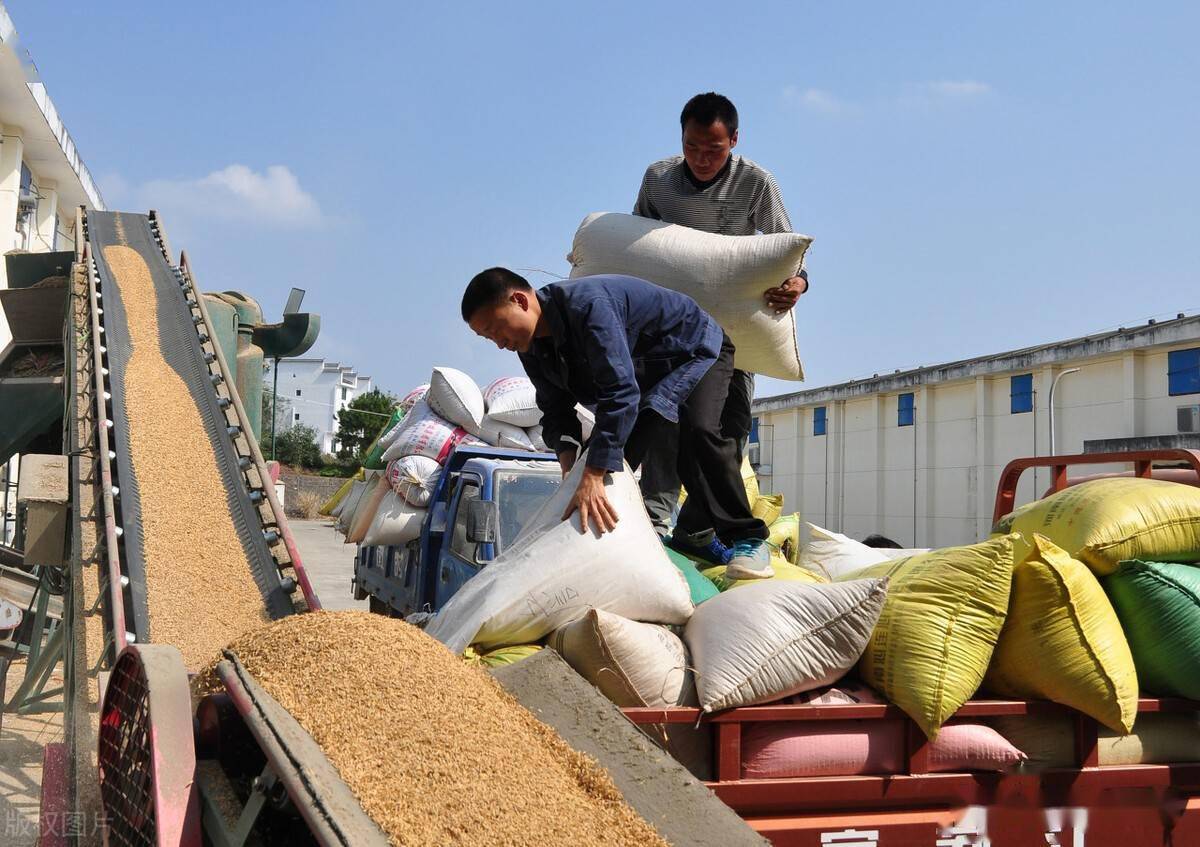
xmin=624 ymin=335 xmax=768 ymax=543
xmin=638 ymin=366 xmax=755 ymax=536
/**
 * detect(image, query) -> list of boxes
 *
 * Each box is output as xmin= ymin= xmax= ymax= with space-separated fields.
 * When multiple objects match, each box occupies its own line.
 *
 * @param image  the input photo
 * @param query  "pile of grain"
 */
xmin=199 ymin=611 xmax=670 ymax=847
xmin=103 ymin=245 xmax=267 ymax=668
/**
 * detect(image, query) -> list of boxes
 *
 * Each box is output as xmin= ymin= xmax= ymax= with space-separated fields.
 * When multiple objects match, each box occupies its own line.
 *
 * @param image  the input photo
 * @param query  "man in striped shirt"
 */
xmin=635 ymin=92 xmax=808 ymax=562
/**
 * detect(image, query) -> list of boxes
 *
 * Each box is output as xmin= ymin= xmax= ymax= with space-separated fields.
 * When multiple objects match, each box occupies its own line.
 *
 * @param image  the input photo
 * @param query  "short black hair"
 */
xmin=680 ymin=92 xmax=738 ymax=136
xmin=461 ymin=267 xmax=532 ymax=322
xmin=861 ymin=534 xmax=904 ymax=549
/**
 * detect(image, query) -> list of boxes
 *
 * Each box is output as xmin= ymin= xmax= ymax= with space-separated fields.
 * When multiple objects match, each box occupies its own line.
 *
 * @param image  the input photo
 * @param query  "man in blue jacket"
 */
xmin=461 ymin=267 xmax=772 ymax=579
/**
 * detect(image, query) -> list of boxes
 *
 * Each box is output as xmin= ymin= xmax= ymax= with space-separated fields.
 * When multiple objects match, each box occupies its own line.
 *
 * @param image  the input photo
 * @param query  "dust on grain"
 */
xmin=199 ymin=611 xmax=671 ymax=847
xmin=103 ymin=245 xmax=266 ymax=668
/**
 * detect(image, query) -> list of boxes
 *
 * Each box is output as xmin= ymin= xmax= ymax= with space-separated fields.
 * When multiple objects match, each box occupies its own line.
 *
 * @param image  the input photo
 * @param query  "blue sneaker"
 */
xmin=726 ymin=538 xmax=774 ymax=580
xmin=666 ymin=531 xmax=733 ymax=567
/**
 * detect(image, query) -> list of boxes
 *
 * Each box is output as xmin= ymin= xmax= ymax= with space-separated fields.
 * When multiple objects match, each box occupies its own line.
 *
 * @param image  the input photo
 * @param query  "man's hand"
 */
xmin=557 ymin=448 xmax=577 ymax=478
xmin=562 ymin=466 xmax=620 ymax=535
xmin=764 ymin=275 xmax=808 ymax=314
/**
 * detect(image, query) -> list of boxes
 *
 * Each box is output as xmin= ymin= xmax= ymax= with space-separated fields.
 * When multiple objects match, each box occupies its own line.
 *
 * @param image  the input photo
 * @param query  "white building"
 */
xmin=751 ymin=314 xmax=1200 ymax=549
xmin=0 ymin=3 xmax=104 ymax=351
xmin=265 ymin=358 xmax=373 ymax=455
xmin=0 ymin=4 xmax=104 ymax=542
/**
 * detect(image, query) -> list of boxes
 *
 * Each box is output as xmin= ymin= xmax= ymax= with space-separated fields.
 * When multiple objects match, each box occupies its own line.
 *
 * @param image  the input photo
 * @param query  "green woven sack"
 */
xmin=663 ymin=547 xmax=720 ymax=606
xmin=1105 ymin=560 xmax=1200 ymax=698
xmin=361 ymin=408 xmax=404 ymax=470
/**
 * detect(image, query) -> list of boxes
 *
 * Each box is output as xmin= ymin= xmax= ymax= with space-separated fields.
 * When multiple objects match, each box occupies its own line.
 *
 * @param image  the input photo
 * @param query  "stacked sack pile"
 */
xmin=325 ymin=366 xmax=599 ymax=548
xmin=425 ymin=461 xmax=1200 ymax=782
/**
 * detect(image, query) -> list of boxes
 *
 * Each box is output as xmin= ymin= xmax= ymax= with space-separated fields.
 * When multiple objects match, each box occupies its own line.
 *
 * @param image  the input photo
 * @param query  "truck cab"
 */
xmin=354 ymin=445 xmax=560 ymax=617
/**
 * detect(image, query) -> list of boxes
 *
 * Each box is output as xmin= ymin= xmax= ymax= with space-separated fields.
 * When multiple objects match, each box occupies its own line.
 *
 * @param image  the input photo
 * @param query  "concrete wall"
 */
xmin=279 ymin=471 xmax=345 ymax=516
xmin=756 ymin=338 xmax=1200 ymax=548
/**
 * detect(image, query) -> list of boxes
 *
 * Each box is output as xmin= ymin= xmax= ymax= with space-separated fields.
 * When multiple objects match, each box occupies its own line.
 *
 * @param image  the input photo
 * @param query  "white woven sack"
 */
xmin=386 ymin=455 xmax=441 ymax=507
xmin=478 ymin=414 xmax=535 ymax=451
xmin=526 ymin=425 xmax=549 ymax=452
xmin=380 ymin=400 xmax=467 ymax=464
xmin=362 ymin=490 xmax=425 ymax=547
xmin=550 ymin=609 xmax=696 ymax=708
xmin=484 ymin=377 xmax=541 ymax=428
xmin=569 ymin=212 xmax=811 ymax=380
xmin=427 ymin=367 xmax=485 ymax=435
xmin=576 ymin=405 xmax=595 ymax=443
xmin=799 ymin=523 xmax=890 ymax=580
xmin=685 ymin=578 xmax=889 ymax=712
xmin=398 ymin=383 xmax=429 ymax=414
xmin=425 ymin=452 xmax=694 ymax=653
xmin=334 ymin=480 xmax=369 ymax=533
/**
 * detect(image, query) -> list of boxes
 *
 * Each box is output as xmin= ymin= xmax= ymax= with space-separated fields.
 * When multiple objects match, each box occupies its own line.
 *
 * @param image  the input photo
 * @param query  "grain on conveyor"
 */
xmin=103 ymin=245 xmax=267 ymax=668
xmin=199 ymin=611 xmax=671 ymax=847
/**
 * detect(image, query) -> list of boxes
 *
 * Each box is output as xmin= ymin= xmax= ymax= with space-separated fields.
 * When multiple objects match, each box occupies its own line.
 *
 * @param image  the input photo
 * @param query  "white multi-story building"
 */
xmin=0 ymin=4 xmax=104 ymax=351
xmin=1 ymin=4 xmax=104 ymax=542
xmin=264 ymin=358 xmax=373 ymax=455
xmin=751 ymin=314 xmax=1200 ymax=549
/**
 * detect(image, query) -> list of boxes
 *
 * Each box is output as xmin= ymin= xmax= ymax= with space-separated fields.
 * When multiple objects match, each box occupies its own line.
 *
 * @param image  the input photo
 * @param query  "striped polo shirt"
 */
xmin=633 ymin=154 xmax=792 ymax=236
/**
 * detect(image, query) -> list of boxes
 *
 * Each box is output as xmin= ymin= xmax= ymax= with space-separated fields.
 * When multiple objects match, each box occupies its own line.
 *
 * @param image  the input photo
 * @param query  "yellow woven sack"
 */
xmin=702 ymin=555 xmax=827 ymax=591
xmin=752 ymin=493 xmax=784 ymax=525
xmin=839 ymin=534 xmax=1017 ymax=739
xmin=995 ymin=478 xmax=1200 ymax=575
xmin=319 ymin=468 xmax=364 ymax=516
xmin=463 ymin=644 xmax=543 ymax=668
xmin=983 ymin=535 xmax=1137 ymax=733
xmin=768 ymin=513 xmax=802 ymax=563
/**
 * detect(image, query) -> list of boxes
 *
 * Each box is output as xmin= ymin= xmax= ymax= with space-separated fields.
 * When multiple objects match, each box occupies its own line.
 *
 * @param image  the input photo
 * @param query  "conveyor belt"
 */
xmin=85 ymin=211 xmax=293 ymax=641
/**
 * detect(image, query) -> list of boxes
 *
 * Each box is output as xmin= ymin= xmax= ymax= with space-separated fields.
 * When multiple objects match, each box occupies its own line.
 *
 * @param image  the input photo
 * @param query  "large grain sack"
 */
xmin=361 ymin=490 xmax=425 ymax=547
xmin=751 ymin=493 xmax=784 ymax=525
xmin=841 ymin=535 xmax=1018 ymax=738
xmin=799 ymin=524 xmax=890 ymax=580
xmin=664 ymin=547 xmax=720 ymax=605
xmin=569 ymin=212 xmax=811 ymax=379
xmin=334 ymin=479 xmax=370 ymax=533
xmin=983 ymin=535 xmax=1137 ymax=733
xmin=743 ymin=719 xmax=1025 ymax=778
xmin=380 ymin=400 xmax=468 ymax=463
xmin=346 ymin=476 xmax=389 ymax=545
xmin=363 ymin=407 xmax=405 ymax=469
xmin=875 ymin=547 xmax=931 ymax=560
xmin=478 ymin=414 xmax=536 ymax=451
xmin=701 ymin=557 xmax=826 ymax=592
xmin=991 ymin=713 xmax=1200 ymax=769
xmin=462 ymin=643 xmax=543 ymax=668
xmin=425 ymin=453 xmax=693 ymax=653
xmin=321 ymin=468 xmax=363 ymax=517
xmin=386 ymin=455 xmax=441 ymax=507
xmin=995 ymin=478 xmax=1200 ymax=574
xmin=1105 ymin=560 xmax=1200 ymax=698
xmin=768 ymin=513 xmax=801 ymax=563
xmin=397 ymin=383 xmax=429 ymax=414
xmin=526 ymin=425 xmax=549 ymax=452
xmin=484 ymin=377 xmax=541 ymax=427
xmin=427 ymin=367 xmax=486 ymax=435
xmin=550 ymin=609 xmax=695 ymax=708
xmin=684 ymin=578 xmax=887 ymax=712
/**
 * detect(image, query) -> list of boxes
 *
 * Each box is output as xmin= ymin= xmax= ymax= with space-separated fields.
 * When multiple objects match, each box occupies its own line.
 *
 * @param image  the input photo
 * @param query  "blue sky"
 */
xmin=10 ymin=2 xmax=1199 ymax=399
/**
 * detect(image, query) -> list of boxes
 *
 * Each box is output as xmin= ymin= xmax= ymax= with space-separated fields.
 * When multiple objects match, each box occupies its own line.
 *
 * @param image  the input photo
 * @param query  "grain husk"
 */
xmin=197 ymin=611 xmax=670 ymax=847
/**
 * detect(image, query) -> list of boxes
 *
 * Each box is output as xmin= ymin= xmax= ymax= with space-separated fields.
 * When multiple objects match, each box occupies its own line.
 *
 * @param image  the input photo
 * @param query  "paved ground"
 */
xmin=0 ymin=663 xmax=63 ymax=847
xmin=289 ymin=519 xmax=366 ymax=611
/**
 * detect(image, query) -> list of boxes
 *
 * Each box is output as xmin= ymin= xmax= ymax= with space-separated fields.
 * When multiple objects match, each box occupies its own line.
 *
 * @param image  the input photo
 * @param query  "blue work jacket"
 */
xmin=519 ymin=274 xmax=724 ymax=472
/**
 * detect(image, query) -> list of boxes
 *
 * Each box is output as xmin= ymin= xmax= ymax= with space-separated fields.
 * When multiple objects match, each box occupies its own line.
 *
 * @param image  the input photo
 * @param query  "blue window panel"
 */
xmin=1011 ymin=373 xmax=1034 ymax=414
xmin=898 ymin=393 xmax=914 ymax=427
xmin=749 ymin=416 xmax=760 ymax=444
xmin=813 ymin=406 xmax=827 ymax=436
xmin=1169 ymin=348 xmax=1200 ymax=396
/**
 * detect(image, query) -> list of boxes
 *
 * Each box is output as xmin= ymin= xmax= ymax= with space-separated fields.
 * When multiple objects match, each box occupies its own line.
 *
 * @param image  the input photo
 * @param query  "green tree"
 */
xmin=336 ymin=389 xmax=397 ymax=463
xmin=274 ymin=424 xmax=323 ymax=470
